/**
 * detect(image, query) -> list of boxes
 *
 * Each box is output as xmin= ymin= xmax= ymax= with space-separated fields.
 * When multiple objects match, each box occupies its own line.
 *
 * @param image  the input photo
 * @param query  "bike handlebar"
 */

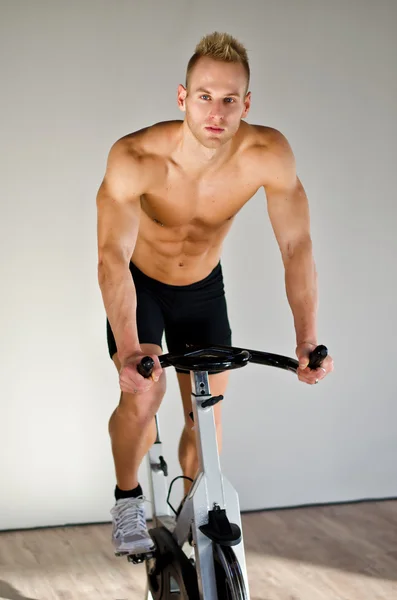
xmin=137 ymin=344 xmax=328 ymax=377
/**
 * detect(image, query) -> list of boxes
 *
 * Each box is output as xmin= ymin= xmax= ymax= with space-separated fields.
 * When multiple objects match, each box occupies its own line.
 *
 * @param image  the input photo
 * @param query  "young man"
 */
xmin=96 ymin=31 xmax=334 ymax=556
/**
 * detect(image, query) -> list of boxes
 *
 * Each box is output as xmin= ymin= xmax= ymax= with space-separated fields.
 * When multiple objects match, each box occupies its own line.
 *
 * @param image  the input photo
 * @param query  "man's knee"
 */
xmin=119 ymin=376 xmax=166 ymax=422
xmin=112 ymin=345 xmax=166 ymax=423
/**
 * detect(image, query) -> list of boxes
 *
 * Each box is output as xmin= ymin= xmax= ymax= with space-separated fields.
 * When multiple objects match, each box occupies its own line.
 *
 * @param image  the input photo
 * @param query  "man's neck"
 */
xmin=174 ymin=120 xmax=236 ymax=176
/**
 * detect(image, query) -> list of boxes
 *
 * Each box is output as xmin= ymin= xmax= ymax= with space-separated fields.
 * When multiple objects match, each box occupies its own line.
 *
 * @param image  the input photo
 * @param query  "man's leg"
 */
xmin=177 ymin=370 xmax=230 ymax=496
xmin=109 ymin=343 xmax=166 ymax=492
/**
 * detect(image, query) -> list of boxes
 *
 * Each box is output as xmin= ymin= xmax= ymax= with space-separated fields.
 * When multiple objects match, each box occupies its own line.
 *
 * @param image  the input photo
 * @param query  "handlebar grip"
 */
xmin=137 ymin=356 xmax=155 ymax=378
xmin=307 ymin=345 xmax=328 ymax=370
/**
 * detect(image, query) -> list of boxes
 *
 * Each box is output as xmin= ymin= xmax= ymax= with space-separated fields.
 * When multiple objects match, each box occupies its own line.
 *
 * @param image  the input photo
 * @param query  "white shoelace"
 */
xmin=112 ymin=496 xmax=149 ymax=538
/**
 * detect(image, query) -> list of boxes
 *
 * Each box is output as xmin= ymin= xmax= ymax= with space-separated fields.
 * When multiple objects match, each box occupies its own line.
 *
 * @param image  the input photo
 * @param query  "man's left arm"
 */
xmin=262 ymin=131 xmax=333 ymax=384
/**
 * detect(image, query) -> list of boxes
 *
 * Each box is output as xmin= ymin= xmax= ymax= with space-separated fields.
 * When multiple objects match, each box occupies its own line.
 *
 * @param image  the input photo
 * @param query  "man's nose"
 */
xmin=208 ymin=100 xmax=225 ymax=120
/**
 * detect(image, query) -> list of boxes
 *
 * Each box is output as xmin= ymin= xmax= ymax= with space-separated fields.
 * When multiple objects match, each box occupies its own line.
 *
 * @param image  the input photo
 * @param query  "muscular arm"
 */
xmin=263 ymin=131 xmax=318 ymax=345
xmin=96 ymin=141 xmax=147 ymax=362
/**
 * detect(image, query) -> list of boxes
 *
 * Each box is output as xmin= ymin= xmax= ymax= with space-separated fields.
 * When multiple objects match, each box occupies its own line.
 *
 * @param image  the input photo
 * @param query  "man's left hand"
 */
xmin=296 ymin=342 xmax=334 ymax=385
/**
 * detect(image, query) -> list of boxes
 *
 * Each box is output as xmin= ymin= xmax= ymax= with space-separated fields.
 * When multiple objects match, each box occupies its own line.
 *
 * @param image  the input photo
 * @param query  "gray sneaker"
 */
xmin=111 ymin=496 xmax=155 ymax=555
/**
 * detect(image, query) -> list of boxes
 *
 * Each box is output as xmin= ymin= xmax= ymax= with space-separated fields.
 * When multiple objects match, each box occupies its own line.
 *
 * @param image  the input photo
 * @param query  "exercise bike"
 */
xmin=127 ymin=343 xmax=328 ymax=599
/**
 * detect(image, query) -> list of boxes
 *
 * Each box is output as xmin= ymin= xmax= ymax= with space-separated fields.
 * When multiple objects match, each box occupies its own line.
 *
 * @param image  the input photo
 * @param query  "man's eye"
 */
xmin=201 ymin=95 xmax=210 ymax=100
xmin=225 ymin=98 xmax=234 ymax=103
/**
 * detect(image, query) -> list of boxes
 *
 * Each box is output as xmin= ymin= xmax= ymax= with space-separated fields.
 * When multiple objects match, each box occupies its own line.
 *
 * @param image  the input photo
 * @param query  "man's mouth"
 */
xmin=205 ymin=126 xmax=224 ymax=133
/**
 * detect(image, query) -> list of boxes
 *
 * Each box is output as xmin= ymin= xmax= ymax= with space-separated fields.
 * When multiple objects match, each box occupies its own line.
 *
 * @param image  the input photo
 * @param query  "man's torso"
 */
xmin=118 ymin=120 xmax=277 ymax=285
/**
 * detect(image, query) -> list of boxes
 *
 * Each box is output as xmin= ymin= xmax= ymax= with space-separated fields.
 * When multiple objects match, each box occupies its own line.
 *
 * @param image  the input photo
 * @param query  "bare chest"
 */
xmin=141 ymin=167 xmax=260 ymax=230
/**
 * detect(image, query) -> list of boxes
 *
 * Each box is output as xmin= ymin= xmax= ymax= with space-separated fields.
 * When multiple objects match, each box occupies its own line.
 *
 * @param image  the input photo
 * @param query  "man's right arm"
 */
xmin=96 ymin=140 xmax=146 ymax=364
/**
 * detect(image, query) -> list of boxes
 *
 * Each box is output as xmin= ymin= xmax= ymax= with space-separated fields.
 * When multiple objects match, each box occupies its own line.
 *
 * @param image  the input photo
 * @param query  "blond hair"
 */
xmin=186 ymin=32 xmax=250 ymax=91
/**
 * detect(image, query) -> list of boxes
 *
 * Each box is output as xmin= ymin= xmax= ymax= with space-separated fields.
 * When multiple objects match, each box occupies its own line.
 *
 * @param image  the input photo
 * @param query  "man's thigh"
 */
xmin=176 ymin=370 xmax=230 ymax=428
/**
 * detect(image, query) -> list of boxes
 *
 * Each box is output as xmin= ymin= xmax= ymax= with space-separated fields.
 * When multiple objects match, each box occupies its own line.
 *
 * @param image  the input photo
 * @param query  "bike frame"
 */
xmin=145 ymin=368 xmax=250 ymax=600
xmin=141 ymin=342 xmax=327 ymax=600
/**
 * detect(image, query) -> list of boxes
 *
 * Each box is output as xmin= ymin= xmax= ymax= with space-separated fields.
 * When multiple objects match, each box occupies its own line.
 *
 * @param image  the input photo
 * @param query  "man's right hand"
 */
xmin=119 ymin=351 xmax=163 ymax=394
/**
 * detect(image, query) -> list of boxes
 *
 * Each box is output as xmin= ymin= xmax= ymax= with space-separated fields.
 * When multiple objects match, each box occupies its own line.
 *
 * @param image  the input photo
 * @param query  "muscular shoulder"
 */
xmin=241 ymin=122 xmax=294 ymax=160
xmin=117 ymin=120 xmax=181 ymax=155
xmin=102 ymin=121 xmax=180 ymax=198
xmin=241 ymin=122 xmax=297 ymax=188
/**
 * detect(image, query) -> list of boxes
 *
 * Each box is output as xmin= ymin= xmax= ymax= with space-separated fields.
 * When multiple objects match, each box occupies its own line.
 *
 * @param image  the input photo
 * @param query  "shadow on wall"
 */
xmin=0 ymin=581 xmax=38 ymax=600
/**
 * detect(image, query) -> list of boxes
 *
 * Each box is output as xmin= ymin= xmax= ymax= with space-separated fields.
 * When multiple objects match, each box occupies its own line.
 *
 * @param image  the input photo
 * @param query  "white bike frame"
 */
xmin=145 ymin=369 xmax=250 ymax=600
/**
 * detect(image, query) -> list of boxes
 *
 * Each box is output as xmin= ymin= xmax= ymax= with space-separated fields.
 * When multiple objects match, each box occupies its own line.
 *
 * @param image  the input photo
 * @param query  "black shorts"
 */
xmin=106 ymin=261 xmax=232 ymax=373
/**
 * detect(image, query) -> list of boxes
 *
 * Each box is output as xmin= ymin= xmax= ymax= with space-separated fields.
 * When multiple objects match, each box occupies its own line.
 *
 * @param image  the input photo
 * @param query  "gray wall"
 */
xmin=1 ymin=0 xmax=396 ymax=530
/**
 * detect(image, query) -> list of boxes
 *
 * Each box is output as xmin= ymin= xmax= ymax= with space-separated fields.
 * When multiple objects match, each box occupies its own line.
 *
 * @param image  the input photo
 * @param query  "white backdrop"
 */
xmin=1 ymin=0 xmax=396 ymax=530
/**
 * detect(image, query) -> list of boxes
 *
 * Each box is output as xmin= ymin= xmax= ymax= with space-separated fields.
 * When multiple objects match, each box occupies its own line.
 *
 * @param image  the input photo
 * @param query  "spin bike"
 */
xmin=127 ymin=343 xmax=328 ymax=600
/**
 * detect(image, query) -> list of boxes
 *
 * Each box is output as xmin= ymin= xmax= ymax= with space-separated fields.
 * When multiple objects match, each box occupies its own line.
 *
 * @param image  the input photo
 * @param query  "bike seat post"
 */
xmin=183 ymin=368 xmax=229 ymax=599
xmin=191 ymin=369 xmax=211 ymax=399
xmin=189 ymin=369 xmax=225 ymax=508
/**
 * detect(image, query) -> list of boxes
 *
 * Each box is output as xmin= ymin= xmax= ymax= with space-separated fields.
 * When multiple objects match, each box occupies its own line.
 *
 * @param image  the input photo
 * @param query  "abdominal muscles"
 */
xmin=132 ymin=215 xmax=234 ymax=285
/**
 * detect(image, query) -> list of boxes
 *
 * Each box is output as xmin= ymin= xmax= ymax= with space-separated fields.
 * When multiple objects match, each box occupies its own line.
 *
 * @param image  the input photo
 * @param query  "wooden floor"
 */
xmin=0 ymin=499 xmax=396 ymax=599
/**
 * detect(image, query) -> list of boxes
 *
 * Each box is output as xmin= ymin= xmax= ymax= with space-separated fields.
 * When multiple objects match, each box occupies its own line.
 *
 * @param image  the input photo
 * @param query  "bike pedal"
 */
xmin=126 ymin=550 xmax=155 ymax=564
xmin=127 ymin=553 xmax=145 ymax=564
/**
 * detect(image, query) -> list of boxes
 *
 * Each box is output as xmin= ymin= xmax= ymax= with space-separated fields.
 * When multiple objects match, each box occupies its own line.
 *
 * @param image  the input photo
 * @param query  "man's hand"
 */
xmin=119 ymin=351 xmax=163 ymax=394
xmin=296 ymin=342 xmax=334 ymax=385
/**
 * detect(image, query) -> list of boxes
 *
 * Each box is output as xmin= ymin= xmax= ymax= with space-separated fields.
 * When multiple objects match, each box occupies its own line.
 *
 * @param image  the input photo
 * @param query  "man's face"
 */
xmin=178 ymin=57 xmax=251 ymax=149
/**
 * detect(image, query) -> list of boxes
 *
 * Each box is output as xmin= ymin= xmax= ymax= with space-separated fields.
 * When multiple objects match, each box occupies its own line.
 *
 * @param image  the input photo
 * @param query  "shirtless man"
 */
xmin=96 ymin=32 xmax=334 ymax=556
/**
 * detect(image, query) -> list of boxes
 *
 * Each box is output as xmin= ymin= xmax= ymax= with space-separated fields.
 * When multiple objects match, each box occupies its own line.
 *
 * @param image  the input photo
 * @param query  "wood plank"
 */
xmin=0 ymin=500 xmax=396 ymax=599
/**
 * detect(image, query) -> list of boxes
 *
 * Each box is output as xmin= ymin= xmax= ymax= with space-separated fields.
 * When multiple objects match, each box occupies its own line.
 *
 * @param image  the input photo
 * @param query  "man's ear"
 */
xmin=242 ymin=91 xmax=252 ymax=119
xmin=177 ymin=84 xmax=187 ymax=112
